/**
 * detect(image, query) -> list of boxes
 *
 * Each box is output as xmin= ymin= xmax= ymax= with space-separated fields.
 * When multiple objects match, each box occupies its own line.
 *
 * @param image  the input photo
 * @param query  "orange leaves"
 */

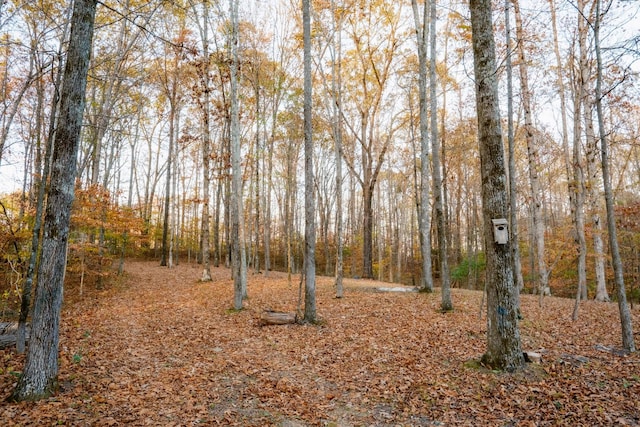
xmin=1 ymin=261 xmax=639 ymax=425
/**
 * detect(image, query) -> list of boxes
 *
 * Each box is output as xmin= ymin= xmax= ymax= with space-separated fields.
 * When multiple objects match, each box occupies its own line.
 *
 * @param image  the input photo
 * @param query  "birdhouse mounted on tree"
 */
xmin=492 ymin=218 xmax=509 ymax=244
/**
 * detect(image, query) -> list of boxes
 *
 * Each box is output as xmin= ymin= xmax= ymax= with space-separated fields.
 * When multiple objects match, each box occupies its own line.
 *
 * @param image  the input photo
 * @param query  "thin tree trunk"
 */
xmin=160 ymin=96 xmax=175 ymax=267
xmin=199 ymin=0 xmax=212 ymax=282
xmin=230 ymin=0 xmax=246 ymax=309
xmin=411 ymin=0 xmax=433 ymax=292
xmin=11 ymin=0 xmax=97 ymax=400
xmin=584 ymin=96 xmax=609 ymax=301
xmin=303 ymin=0 xmax=316 ymax=322
xmin=571 ymin=0 xmax=589 ymax=320
xmin=594 ymin=0 xmax=635 ymax=352
xmin=549 ymin=0 xmax=584 ymax=306
xmin=430 ymin=0 xmax=451 ymax=311
xmin=331 ymin=0 xmax=344 ymax=297
xmin=513 ymin=0 xmax=549 ymax=302
xmin=16 ymin=13 xmax=71 ymax=354
xmin=505 ymin=0 xmax=524 ymax=303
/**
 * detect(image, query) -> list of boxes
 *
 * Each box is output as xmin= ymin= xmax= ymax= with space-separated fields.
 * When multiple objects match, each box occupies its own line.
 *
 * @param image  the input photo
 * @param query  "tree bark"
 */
xmin=470 ymin=0 xmax=524 ymax=372
xmin=430 ymin=0 xmax=452 ymax=311
xmin=593 ymin=0 xmax=635 ymax=352
xmin=411 ymin=0 xmax=433 ymax=292
xmin=11 ymin=0 xmax=97 ymax=401
xmin=571 ymin=0 xmax=589 ymax=320
xmin=584 ymin=88 xmax=609 ymax=302
xmin=160 ymin=91 xmax=175 ymax=267
xmin=230 ymin=0 xmax=247 ymax=309
xmin=259 ymin=311 xmax=296 ymax=326
xmin=331 ymin=0 xmax=344 ymax=298
xmin=303 ymin=0 xmax=316 ymax=323
xmin=505 ymin=0 xmax=524 ymax=304
xmin=513 ymin=0 xmax=549 ymax=301
xmin=16 ymin=13 xmax=72 ymax=353
xmin=198 ymin=0 xmax=212 ymax=282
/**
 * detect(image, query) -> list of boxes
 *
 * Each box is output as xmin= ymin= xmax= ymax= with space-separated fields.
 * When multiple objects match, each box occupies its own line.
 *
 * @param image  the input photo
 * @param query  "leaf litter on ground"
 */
xmin=0 ymin=260 xmax=639 ymax=426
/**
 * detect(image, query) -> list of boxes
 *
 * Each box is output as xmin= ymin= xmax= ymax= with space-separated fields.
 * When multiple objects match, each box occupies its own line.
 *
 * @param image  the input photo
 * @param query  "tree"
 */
xmin=10 ymin=0 xmax=97 ymax=401
xmin=302 ymin=0 xmax=316 ymax=323
xmin=411 ymin=0 xmax=433 ymax=292
xmin=513 ymin=0 xmax=549 ymax=301
xmin=469 ymin=0 xmax=524 ymax=371
xmin=580 ymin=0 xmax=608 ymax=303
xmin=429 ymin=0 xmax=452 ymax=311
xmin=191 ymin=0 xmax=213 ymax=282
xmin=229 ymin=0 xmax=247 ymax=309
xmin=16 ymin=3 xmax=73 ymax=354
xmin=570 ymin=0 xmax=589 ymax=319
xmin=158 ymin=28 xmax=187 ymax=268
xmin=593 ymin=0 xmax=635 ymax=352
xmin=504 ymin=0 xmax=524 ymax=306
xmin=341 ymin=1 xmax=401 ymax=280
xmin=330 ymin=0 xmax=345 ymax=298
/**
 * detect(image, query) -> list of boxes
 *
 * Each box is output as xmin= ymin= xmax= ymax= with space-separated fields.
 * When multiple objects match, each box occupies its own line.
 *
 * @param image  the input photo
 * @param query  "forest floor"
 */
xmin=1 ymin=260 xmax=640 ymax=426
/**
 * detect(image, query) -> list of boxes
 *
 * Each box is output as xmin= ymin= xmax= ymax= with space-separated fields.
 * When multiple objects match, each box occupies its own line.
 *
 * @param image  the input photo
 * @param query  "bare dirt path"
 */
xmin=1 ymin=260 xmax=639 ymax=426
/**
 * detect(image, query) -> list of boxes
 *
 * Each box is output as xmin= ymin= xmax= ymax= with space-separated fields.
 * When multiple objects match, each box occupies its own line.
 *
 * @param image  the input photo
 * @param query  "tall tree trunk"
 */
xmin=505 ymin=0 xmax=524 ymax=303
xmin=199 ymin=0 xmax=212 ymax=282
xmin=430 ymin=0 xmax=451 ymax=310
xmin=584 ymin=95 xmax=609 ymax=302
xmin=169 ymin=108 xmax=181 ymax=268
xmin=253 ymin=73 xmax=261 ymax=274
xmin=332 ymin=0 xmax=344 ymax=297
xmin=16 ymin=12 xmax=71 ymax=354
xmin=160 ymin=97 xmax=175 ymax=267
xmin=230 ymin=0 xmax=246 ymax=309
xmin=303 ymin=0 xmax=316 ymax=322
xmin=593 ymin=0 xmax=635 ymax=352
xmin=470 ymin=0 xmax=524 ymax=372
xmin=411 ymin=0 xmax=433 ymax=292
xmin=11 ymin=0 xmax=97 ymax=401
xmin=513 ymin=0 xmax=549 ymax=301
xmin=548 ymin=0 xmax=584 ymax=306
xmin=571 ymin=0 xmax=589 ymax=320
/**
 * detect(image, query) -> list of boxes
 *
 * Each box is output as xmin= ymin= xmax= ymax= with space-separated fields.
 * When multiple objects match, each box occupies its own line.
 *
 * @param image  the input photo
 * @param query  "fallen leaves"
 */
xmin=0 ymin=260 xmax=639 ymax=426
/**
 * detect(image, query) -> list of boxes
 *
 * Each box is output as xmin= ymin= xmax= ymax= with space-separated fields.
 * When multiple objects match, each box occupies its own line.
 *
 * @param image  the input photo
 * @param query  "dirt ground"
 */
xmin=1 ymin=260 xmax=639 ymax=426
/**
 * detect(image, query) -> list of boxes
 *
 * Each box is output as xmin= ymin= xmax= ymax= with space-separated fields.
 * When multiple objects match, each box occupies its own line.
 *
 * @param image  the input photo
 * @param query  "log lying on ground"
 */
xmin=259 ymin=310 xmax=297 ymax=326
xmin=0 ymin=322 xmax=30 ymax=349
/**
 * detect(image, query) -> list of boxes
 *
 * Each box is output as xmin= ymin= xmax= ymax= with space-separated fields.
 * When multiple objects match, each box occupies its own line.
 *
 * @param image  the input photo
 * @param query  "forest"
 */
xmin=0 ymin=0 xmax=639 ymax=420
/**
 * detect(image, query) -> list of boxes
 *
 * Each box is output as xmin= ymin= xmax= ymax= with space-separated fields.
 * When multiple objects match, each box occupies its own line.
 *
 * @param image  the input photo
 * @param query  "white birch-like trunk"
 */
xmin=303 ymin=0 xmax=316 ymax=322
xmin=430 ymin=0 xmax=452 ymax=311
xmin=584 ymin=99 xmax=609 ymax=301
xmin=230 ymin=0 xmax=246 ymax=309
xmin=198 ymin=0 xmax=212 ymax=282
xmin=331 ymin=0 xmax=344 ymax=298
xmin=571 ymin=0 xmax=589 ymax=320
xmin=513 ymin=0 xmax=549 ymax=301
xmin=411 ymin=0 xmax=433 ymax=292
xmin=593 ymin=0 xmax=635 ymax=352
xmin=505 ymin=0 xmax=524 ymax=302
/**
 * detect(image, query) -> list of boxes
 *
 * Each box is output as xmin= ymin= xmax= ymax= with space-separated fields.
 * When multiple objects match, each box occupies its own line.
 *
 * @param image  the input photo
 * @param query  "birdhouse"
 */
xmin=492 ymin=218 xmax=509 ymax=244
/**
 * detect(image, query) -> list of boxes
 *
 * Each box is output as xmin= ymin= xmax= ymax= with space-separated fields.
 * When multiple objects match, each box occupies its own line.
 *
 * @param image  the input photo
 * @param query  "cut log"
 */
xmin=0 ymin=322 xmax=30 ymax=349
xmin=259 ymin=310 xmax=297 ymax=326
xmin=523 ymin=351 xmax=542 ymax=364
